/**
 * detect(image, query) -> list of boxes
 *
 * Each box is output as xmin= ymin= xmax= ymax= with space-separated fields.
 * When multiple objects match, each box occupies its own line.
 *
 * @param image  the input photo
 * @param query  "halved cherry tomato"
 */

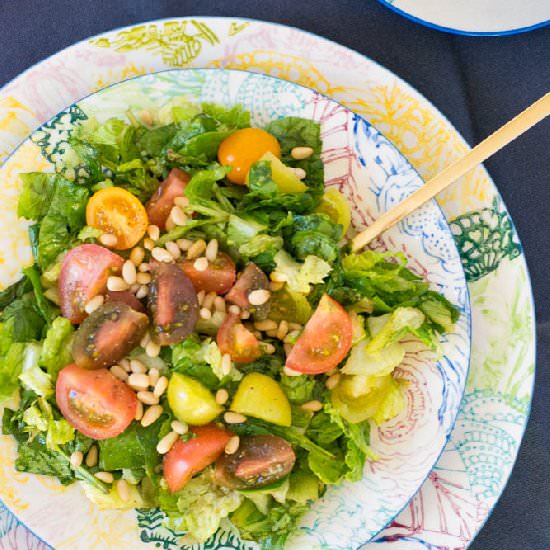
xmin=216 ymin=313 xmax=261 ymax=364
xmin=225 ymin=263 xmax=270 ymax=319
xmin=146 ymin=168 xmax=191 ymax=229
xmin=86 ymin=186 xmax=148 ymax=250
xmin=106 ymin=290 xmax=145 ymax=313
xmin=59 ymin=244 xmax=124 ymax=324
xmin=218 ymin=128 xmax=281 ymax=185
xmin=180 ymin=252 xmax=236 ymax=295
xmin=56 ymin=363 xmax=137 ymax=440
xmin=285 ymin=294 xmax=352 ymax=374
xmin=148 ymin=262 xmax=199 ymax=345
xmin=164 ymin=424 xmax=233 ymax=493
xmin=72 ymin=302 xmax=149 ymax=370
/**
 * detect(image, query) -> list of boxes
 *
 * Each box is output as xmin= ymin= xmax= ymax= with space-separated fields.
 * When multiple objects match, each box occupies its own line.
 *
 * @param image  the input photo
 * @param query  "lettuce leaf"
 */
xmin=272 ymin=250 xmax=332 ymax=294
xmin=39 ymin=316 xmax=74 ymax=379
xmin=0 ymin=322 xmax=25 ymax=405
xmin=18 ymin=343 xmax=52 ymax=398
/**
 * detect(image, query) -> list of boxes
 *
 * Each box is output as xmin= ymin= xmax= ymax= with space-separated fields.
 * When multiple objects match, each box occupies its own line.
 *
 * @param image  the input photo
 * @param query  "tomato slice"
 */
xmin=59 ymin=244 xmax=124 ymax=324
xmin=216 ymin=313 xmax=261 ymax=364
xmin=163 ymin=424 xmax=233 ymax=493
xmin=146 ymin=168 xmax=190 ymax=229
xmin=56 ymin=363 xmax=137 ymax=440
xmin=180 ymin=252 xmax=236 ymax=295
xmin=225 ymin=263 xmax=270 ymax=318
xmin=285 ymin=294 xmax=352 ymax=374
xmin=106 ymin=290 xmax=145 ymax=313
xmin=86 ymin=187 xmax=148 ymax=250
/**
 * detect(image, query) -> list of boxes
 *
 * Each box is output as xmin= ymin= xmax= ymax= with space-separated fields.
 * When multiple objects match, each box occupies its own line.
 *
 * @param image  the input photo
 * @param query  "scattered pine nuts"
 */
xmin=171 ymin=420 xmax=188 ymax=434
xmin=137 ymin=390 xmax=159 ymax=405
xmin=187 ymin=239 xmax=206 ymax=259
xmin=130 ymin=359 xmax=147 ymax=373
xmin=141 ymin=404 xmax=163 ymax=427
xmin=170 ymin=205 xmax=187 ymax=226
xmin=225 ymin=435 xmax=240 ymax=455
xmin=110 ymin=364 xmax=129 ymax=381
xmin=145 ymin=341 xmax=161 ymax=358
xmin=200 ymin=307 xmax=212 ymax=320
xmin=95 ymin=471 xmax=114 ymax=484
xmin=301 ymin=400 xmax=324 ymax=412
xmin=177 ymin=238 xmax=193 ymax=251
xmin=153 ymin=376 xmax=168 ymax=398
xmin=147 ymin=225 xmax=160 ymax=241
xmin=291 ymin=167 xmax=306 ymax=179
xmin=248 ymin=289 xmax=270 ymax=306
xmin=221 ymin=354 xmax=232 ymax=376
xmin=136 ymin=272 xmax=151 ymax=285
xmin=205 ymin=239 xmax=218 ymax=262
xmin=215 ymin=388 xmax=229 ymax=405
xmin=283 ymin=366 xmax=302 ymax=377
xmin=202 ymin=291 xmax=216 ymax=311
xmin=325 ymin=373 xmax=341 ymax=390
xmin=117 ymin=479 xmax=130 ymax=501
xmin=173 ymin=196 xmax=189 ymax=209
xmin=277 ymin=320 xmax=289 ymax=340
xmin=165 ymin=241 xmax=181 ymax=259
xmin=122 ymin=260 xmax=137 ymax=285
xmin=290 ymin=146 xmax=314 ymax=160
xmin=254 ymin=319 xmax=278 ymax=331
xmin=85 ymin=445 xmax=98 ymax=468
xmin=135 ymin=400 xmax=144 ymax=421
xmin=99 ymin=233 xmax=118 ymax=247
xmin=193 ymin=257 xmax=208 ymax=272
xmin=107 ymin=276 xmax=129 ymax=292
xmin=143 ymin=238 xmax=155 ymax=250
xmin=151 ymin=247 xmax=173 ymax=263
xmin=214 ymin=296 xmax=226 ymax=312
xmin=228 ymin=305 xmax=241 ymax=316
xmin=148 ymin=367 xmax=160 ymax=387
xmin=130 ymin=246 xmax=145 ymax=266
xmin=84 ymin=294 xmax=104 ymax=314
xmin=128 ymin=373 xmax=150 ymax=390
xmin=224 ymin=412 xmax=247 ymax=424
xmin=136 ymin=285 xmax=149 ymax=299
xmin=69 ymin=451 xmax=83 ymax=469
xmin=157 ymin=431 xmax=179 ymax=454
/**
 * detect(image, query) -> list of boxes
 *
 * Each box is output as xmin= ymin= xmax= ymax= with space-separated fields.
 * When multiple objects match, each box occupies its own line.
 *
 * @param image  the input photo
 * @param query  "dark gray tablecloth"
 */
xmin=1 ymin=1 xmax=549 ymax=548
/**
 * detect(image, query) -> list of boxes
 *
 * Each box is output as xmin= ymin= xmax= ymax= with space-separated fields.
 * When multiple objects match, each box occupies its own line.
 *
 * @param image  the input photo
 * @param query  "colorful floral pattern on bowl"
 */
xmin=0 ymin=68 xmax=471 ymax=549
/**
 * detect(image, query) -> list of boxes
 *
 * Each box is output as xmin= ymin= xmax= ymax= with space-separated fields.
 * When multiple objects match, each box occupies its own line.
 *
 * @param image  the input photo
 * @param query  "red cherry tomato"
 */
xmin=146 ymin=168 xmax=191 ymax=229
xmin=216 ymin=313 xmax=261 ymax=364
xmin=180 ymin=252 xmax=236 ymax=295
xmin=285 ymin=294 xmax=352 ymax=374
xmin=163 ymin=424 xmax=233 ymax=493
xmin=106 ymin=290 xmax=145 ymax=313
xmin=59 ymin=244 xmax=124 ymax=324
xmin=218 ymin=128 xmax=281 ymax=185
xmin=56 ymin=364 xmax=137 ymax=440
xmin=225 ymin=263 xmax=270 ymax=318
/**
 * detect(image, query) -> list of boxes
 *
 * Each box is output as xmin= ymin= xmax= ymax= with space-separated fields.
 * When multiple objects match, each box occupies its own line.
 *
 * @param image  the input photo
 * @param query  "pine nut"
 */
xmin=148 ymin=367 xmax=160 ymax=387
xmin=224 ymin=412 xmax=246 ymax=424
xmin=221 ymin=354 xmax=232 ymax=376
xmin=138 ymin=262 xmax=151 ymax=272
xmin=130 ymin=246 xmax=145 ymax=266
xmin=147 ymin=225 xmax=160 ymax=241
xmin=136 ymin=272 xmax=151 ymax=285
xmin=84 ymin=294 xmax=104 ymax=314
xmin=165 ymin=240 xmax=181 ymax=259
xmin=140 ymin=109 xmax=153 ymax=125
xmin=137 ymin=390 xmax=159 ymax=405
xmin=270 ymin=272 xmax=288 ymax=282
xmin=270 ymin=281 xmax=285 ymax=291
xmin=129 ymin=283 xmax=140 ymax=293
xmin=325 ymin=373 xmax=341 ymax=390
xmin=202 ymin=291 xmax=216 ymax=311
xmin=266 ymin=329 xmax=279 ymax=338
xmin=197 ymin=290 xmax=206 ymax=305
xmin=214 ymin=296 xmax=226 ymax=312
xmin=120 ymin=358 xmax=131 ymax=371
xmin=212 ymin=310 xmax=226 ymax=327
xmin=291 ymin=146 xmax=314 ymax=160
xmin=99 ymin=233 xmax=118 ymax=247
xmin=187 ymin=239 xmax=206 ymax=259
xmin=145 ymin=341 xmax=161 ymax=358
xmin=254 ymin=319 xmax=278 ymax=331
xmin=136 ymin=285 xmax=149 ymax=299
xmin=174 ymin=196 xmax=189 ymax=208
xmin=151 ymin=247 xmax=173 ymax=263
xmin=301 ymin=400 xmax=323 ymax=412
xmin=110 ymin=364 xmax=128 ymax=381
xmin=225 ymin=435 xmax=240 ymax=455
xmin=216 ymin=388 xmax=229 ymax=405
xmin=135 ymin=400 xmax=144 ymax=421
xmin=171 ymin=420 xmax=188 ymax=434
xmin=200 ymin=307 xmax=212 ymax=320
xmin=248 ymin=289 xmax=270 ymax=306
xmin=165 ymin=216 xmax=176 ymax=231
xmin=143 ymin=238 xmax=155 ymax=250
xmin=122 ymin=260 xmax=137 ymax=285
xmin=107 ymin=276 xmax=129 ymax=292
xmin=193 ymin=257 xmax=208 ymax=272
xmin=140 ymin=332 xmax=151 ymax=348
xmin=128 ymin=373 xmax=150 ymax=390
xmin=283 ymin=366 xmax=302 ymax=377
xmin=69 ymin=451 xmax=83 ymax=468
xmin=85 ymin=445 xmax=98 ymax=467
xmin=205 ymin=239 xmax=218 ymax=262
xmin=326 ymin=368 xmax=338 ymax=376
xmin=95 ymin=471 xmax=114 ymax=484
xmin=153 ymin=376 xmax=168 ymax=397
xmin=141 ymin=404 xmax=163 ymax=427
xmin=288 ymin=323 xmax=302 ymax=331
xmin=117 ymin=479 xmax=130 ymax=501
xmin=277 ymin=320 xmax=289 ymax=340
xmin=177 ymin=238 xmax=193 ymax=251
xmin=170 ymin=206 xmax=187 ymax=226
xmin=291 ymin=167 xmax=306 ymax=179
xmin=157 ymin=431 xmax=179 ymax=454
xmin=228 ymin=305 xmax=241 ymax=316
xmin=130 ymin=359 xmax=147 ymax=373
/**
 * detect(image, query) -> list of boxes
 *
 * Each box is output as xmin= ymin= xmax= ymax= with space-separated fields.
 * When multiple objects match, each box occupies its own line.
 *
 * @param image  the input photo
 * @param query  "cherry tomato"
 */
xmin=215 ymin=435 xmax=296 ymax=489
xmin=72 ymin=302 xmax=149 ymax=370
xmin=315 ymin=187 xmax=352 ymax=234
xmin=146 ymin=168 xmax=191 ymax=230
xmin=180 ymin=252 xmax=236 ymax=295
xmin=163 ymin=424 xmax=233 ymax=493
xmin=59 ymin=244 xmax=124 ymax=324
xmin=225 ymin=263 xmax=270 ymax=319
xmin=106 ymin=290 xmax=145 ymax=313
xmin=218 ymin=128 xmax=281 ymax=185
xmin=86 ymin=187 xmax=148 ymax=250
xmin=285 ymin=294 xmax=352 ymax=374
xmin=216 ymin=313 xmax=261 ymax=364
xmin=56 ymin=363 xmax=137 ymax=440
xmin=148 ymin=262 xmax=199 ymax=345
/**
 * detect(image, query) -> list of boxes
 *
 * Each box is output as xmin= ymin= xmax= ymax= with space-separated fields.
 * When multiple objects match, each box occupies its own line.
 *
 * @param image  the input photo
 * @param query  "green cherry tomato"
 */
xmin=167 ymin=373 xmax=223 ymax=425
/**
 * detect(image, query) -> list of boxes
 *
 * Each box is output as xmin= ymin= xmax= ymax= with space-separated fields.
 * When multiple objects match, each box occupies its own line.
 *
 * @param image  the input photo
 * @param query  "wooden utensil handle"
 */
xmin=352 ymin=92 xmax=550 ymax=251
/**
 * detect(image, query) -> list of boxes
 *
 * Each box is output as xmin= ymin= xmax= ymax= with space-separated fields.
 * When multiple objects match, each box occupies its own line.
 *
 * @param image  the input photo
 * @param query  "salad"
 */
xmin=0 ymin=100 xmax=459 ymax=547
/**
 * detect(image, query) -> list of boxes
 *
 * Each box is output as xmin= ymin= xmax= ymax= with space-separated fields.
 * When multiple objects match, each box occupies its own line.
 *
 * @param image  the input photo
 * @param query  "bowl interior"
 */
xmin=0 ymin=68 xmax=471 ymax=550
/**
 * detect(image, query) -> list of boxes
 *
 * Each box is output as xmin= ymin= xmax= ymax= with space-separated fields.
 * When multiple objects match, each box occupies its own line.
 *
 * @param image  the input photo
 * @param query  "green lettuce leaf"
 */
xmin=272 ymin=250 xmax=332 ymax=294
xmin=18 ymin=343 xmax=52 ymax=398
xmin=39 ymin=316 xmax=74 ymax=379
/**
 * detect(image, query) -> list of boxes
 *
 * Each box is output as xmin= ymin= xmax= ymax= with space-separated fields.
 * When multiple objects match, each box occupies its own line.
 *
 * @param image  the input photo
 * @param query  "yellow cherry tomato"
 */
xmin=86 ymin=187 xmax=148 ymax=250
xmin=218 ymin=128 xmax=281 ymax=185
xmin=315 ymin=187 xmax=352 ymax=234
xmin=231 ymin=372 xmax=292 ymax=427
xmin=167 ymin=373 xmax=223 ymax=425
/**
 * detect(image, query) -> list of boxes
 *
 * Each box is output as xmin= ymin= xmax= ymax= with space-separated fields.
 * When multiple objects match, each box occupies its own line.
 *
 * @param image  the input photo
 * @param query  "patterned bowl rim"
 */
xmin=0 ymin=65 xmax=472 ymax=548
